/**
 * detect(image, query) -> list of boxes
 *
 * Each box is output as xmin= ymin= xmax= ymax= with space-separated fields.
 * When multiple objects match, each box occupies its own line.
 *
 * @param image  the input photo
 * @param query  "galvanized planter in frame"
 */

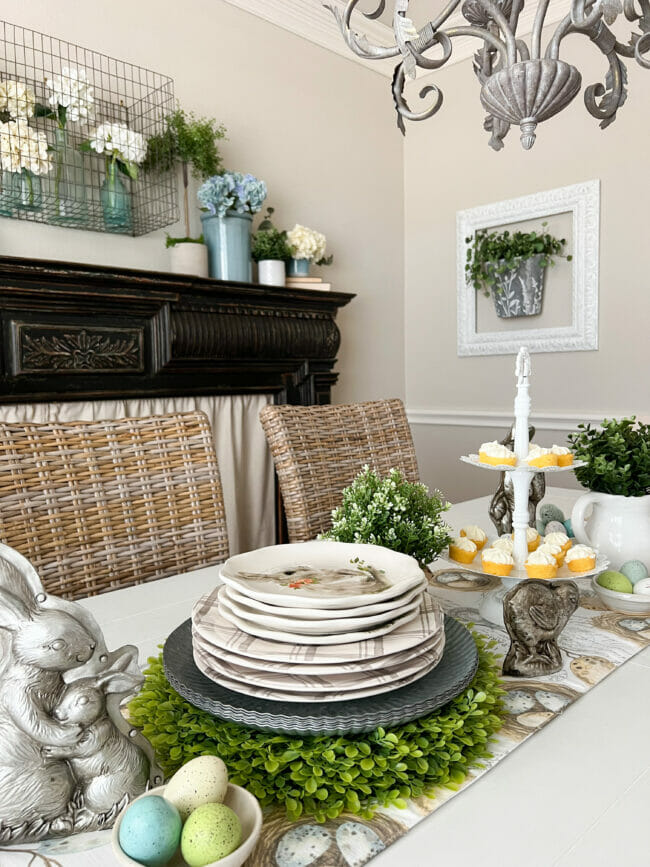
xmin=491 ymin=253 xmax=546 ymax=318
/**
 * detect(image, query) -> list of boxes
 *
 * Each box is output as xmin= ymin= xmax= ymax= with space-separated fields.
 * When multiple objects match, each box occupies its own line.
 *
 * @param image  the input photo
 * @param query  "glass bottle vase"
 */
xmin=50 ymin=127 xmax=88 ymax=226
xmin=13 ymin=169 xmax=42 ymax=211
xmin=0 ymin=171 xmax=14 ymax=217
xmin=100 ymin=158 xmax=132 ymax=232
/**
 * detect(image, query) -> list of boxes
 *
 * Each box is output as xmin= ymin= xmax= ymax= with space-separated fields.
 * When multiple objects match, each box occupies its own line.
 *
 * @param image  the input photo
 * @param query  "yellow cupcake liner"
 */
xmin=460 ymin=530 xmax=487 ymax=549
xmin=567 ymin=556 xmax=596 ymax=573
xmin=525 ymin=563 xmax=558 ymax=580
xmin=527 ymin=536 xmax=541 ymax=552
xmin=557 ymin=454 xmax=574 ymax=467
xmin=527 ymin=454 xmax=559 ymax=468
xmin=479 ymin=451 xmax=517 ymax=466
xmin=481 ymin=559 xmax=513 ymax=577
xmin=449 ymin=545 xmax=476 ymax=564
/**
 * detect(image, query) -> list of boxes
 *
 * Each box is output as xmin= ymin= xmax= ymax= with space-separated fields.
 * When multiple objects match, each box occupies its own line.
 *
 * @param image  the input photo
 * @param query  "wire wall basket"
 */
xmin=0 ymin=20 xmax=178 ymax=236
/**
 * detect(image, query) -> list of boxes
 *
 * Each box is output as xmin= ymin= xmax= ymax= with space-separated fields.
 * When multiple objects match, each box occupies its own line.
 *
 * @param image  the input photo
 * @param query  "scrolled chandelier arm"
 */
xmin=326 ymin=0 xmax=650 ymax=149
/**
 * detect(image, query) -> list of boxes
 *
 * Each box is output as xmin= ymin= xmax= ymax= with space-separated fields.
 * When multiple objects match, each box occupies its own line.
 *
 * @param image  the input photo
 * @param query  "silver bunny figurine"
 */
xmin=0 ymin=543 xmax=162 ymax=844
xmin=489 ymin=423 xmax=546 ymax=534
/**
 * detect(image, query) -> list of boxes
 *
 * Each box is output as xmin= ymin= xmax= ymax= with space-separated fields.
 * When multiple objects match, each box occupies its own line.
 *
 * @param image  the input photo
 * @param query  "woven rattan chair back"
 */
xmin=0 ymin=411 xmax=230 ymax=599
xmin=260 ymin=398 xmax=419 ymax=542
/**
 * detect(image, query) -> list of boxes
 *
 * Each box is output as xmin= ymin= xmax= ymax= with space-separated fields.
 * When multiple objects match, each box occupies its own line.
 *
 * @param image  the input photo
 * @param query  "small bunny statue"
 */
xmin=0 ymin=543 xmax=162 ymax=844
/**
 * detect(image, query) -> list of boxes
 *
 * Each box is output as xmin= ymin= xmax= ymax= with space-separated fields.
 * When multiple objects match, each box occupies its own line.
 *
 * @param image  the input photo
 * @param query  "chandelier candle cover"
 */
xmin=327 ymin=0 xmax=650 ymax=149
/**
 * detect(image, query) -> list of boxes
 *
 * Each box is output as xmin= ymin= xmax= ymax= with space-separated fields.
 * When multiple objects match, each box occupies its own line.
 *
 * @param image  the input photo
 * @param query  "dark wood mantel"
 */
xmin=0 ymin=257 xmax=354 ymax=406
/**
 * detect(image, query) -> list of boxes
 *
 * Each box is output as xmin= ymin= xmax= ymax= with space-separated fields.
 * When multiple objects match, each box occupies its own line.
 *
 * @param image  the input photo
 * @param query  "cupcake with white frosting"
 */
xmin=551 ymin=444 xmax=574 ymax=467
xmin=537 ymin=541 xmax=565 ymax=566
xmin=525 ymin=549 xmax=558 ymax=580
xmin=566 ymin=544 xmax=596 ymax=573
xmin=460 ymin=524 xmax=488 ymax=549
xmin=512 ymin=526 xmax=541 ymax=552
xmin=481 ymin=547 xmax=514 ymax=577
xmin=448 ymin=536 xmax=477 ymax=564
xmin=526 ymin=444 xmax=558 ymax=469
xmin=492 ymin=535 xmax=514 ymax=554
xmin=478 ymin=441 xmax=517 ymax=467
xmin=544 ymin=530 xmax=572 ymax=553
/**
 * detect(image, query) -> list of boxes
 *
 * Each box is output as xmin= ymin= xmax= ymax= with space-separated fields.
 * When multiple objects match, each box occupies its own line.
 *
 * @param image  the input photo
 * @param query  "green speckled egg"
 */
xmin=539 ymin=504 xmax=565 ymax=526
xmin=620 ymin=560 xmax=649 ymax=586
xmin=536 ymin=519 xmax=546 ymax=536
xmin=181 ymin=803 xmax=242 ymax=867
xmin=597 ymin=570 xmax=634 ymax=594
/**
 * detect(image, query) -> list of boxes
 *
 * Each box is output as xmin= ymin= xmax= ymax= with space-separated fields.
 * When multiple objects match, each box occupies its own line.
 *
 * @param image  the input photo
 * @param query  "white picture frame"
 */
xmin=457 ymin=180 xmax=600 ymax=356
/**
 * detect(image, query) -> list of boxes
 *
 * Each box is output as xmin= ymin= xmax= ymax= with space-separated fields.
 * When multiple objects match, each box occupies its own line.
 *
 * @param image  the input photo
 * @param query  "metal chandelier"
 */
xmin=327 ymin=0 xmax=650 ymax=149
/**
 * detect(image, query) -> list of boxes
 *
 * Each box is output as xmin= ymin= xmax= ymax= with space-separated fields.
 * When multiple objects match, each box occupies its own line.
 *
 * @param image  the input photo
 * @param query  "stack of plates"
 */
xmin=190 ymin=541 xmax=446 ymax=703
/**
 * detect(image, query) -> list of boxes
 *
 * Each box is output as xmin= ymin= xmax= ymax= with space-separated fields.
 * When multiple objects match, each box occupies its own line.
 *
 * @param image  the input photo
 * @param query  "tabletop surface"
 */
xmin=3 ymin=487 xmax=649 ymax=867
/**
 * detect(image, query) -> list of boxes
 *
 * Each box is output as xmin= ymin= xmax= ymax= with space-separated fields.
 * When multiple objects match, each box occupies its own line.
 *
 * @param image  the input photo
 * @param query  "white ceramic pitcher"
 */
xmin=571 ymin=492 xmax=650 ymax=571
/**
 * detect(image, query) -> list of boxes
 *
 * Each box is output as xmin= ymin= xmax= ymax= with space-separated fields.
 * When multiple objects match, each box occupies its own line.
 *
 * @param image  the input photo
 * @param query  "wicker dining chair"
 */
xmin=0 ymin=411 xmax=230 ymax=599
xmin=260 ymin=398 xmax=419 ymax=543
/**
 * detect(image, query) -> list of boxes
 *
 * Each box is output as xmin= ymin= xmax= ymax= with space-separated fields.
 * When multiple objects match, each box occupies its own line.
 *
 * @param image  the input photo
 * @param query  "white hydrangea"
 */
xmin=286 ymin=224 xmax=327 ymax=261
xmin=45 ymin=66 xmax=94 ymax=123
xmin=89 ymin=122 xmax=147 ymax=164
xmin=0 ymin=119 xmax=51 ymax=175
xmin=0 ymin=80 xmax=35 ymax=119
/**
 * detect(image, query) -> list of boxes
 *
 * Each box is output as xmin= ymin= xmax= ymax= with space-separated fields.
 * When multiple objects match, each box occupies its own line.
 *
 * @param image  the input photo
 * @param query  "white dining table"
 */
xmin=3 ymin=486 xmax=649 ymax=867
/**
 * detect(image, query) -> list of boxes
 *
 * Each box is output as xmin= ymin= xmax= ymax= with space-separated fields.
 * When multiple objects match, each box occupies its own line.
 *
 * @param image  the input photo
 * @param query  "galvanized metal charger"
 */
xmin=162 ymin=615 xmax=478 ymax=735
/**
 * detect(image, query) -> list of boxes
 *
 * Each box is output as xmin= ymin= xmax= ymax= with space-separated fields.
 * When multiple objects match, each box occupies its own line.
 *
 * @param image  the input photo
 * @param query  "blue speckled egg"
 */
xmin=539 ymin=504 xmax=565 ymax=526
xmin=536 ymin=520 xmax=546 ymax=536
xmin=620 ymin=560 xmax=649 ymax=586
xmin=544 ymin=520 xmax=567 ymax=536
xmin=563 ymin=518 xmax=574 ymax=538
xmin=118 ymin=795 xmax=182 ymax=867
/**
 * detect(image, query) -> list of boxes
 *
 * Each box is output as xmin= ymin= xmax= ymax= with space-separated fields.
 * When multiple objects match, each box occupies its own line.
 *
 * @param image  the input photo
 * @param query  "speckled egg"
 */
xmin=181 ymin=803 xmax=242 ymax=867
xmin=620 ymin=560 xmax=649 ymax=586
xmin=536 ymin=520 xmax=546 ymax=536
xmin=539 ymin=504 xmax=565 ymax=526
xmin=544 ymin=520 xmax=567 ymax=536
xmin=563 ymin=518 xmax=575 ymax=538
xmin=633 ymin=577 xmax=650 ymax=596
xmin=118 ymin=795 xmax=181 ymax=867
xmin=165 ymin=755 xmax=228 ymax=821
xmin=597 ymin=570 xmax=634 ymax=593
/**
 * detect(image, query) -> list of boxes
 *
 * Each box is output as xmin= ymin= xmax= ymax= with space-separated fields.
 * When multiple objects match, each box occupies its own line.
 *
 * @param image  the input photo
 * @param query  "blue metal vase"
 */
xmin=201 ymin=212 xmax=253 ymax=282
xmin=287 ymin=257 xmax=311 ymax=277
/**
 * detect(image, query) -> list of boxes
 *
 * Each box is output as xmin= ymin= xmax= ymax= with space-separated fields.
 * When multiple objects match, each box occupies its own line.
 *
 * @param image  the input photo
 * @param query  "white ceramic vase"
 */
xmin=571 ymin=492 xmax=650 ymax=571
xmin=258 ymin=259 xmax=286 ymax=287
xmin=169 ymin=242 xmax=209 ymax=278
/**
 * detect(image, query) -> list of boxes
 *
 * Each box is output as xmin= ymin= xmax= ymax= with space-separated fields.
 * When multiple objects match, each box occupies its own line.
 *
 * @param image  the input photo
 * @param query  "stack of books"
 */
xmin=285 ymin=275 xmax=331 ymax=291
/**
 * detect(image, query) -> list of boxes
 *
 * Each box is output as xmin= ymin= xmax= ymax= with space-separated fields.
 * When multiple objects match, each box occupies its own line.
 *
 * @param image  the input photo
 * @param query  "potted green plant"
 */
xmin=465 ymin=223 xmax=571 ymax=318
xmin=320 ymin=466 xmax=452 ymax=568
xmin=144 ymin=107 xmax=226 ymax=277
xmin=568 ymin=417 xmax=650 ymax=568
xmin=286 ymin=223 xmax=333 ymax=277
xmin=251 ymin=208 xmax=291 ymax=286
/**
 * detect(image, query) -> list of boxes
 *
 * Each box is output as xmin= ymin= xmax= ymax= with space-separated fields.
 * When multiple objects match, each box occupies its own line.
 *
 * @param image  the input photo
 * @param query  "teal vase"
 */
xmin=13 ymin=169 xmax=42 ymax=211
xmin=287 ymin=257 xmax=311 ymax=277
xmin=201 ymin=212 xmax=253 ymax=282
xmin=0 ymin=171 xmax=14 ymax=216
xmin=101 ymin=158 xmax=132 ymax=232
xmin=51 ymin=127 xmax=88 ymax=226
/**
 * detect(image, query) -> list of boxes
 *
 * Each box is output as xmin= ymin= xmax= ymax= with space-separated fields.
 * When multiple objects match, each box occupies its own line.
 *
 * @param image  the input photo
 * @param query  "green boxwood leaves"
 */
xmin=569 ymin=417 xmax=650 ymax=497
xmin=128 ymin=633 xmax=505 ymax=823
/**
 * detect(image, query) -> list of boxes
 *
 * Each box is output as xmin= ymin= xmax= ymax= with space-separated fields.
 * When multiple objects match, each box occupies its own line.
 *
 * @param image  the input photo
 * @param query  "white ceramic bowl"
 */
xmin=112 ymin=783 xmax=263 ymax=867
xmin=591 ymin=577 xmax=650 ymax=615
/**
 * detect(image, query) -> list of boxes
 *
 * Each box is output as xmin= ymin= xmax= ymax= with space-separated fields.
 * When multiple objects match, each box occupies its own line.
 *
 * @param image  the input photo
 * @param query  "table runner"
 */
xmin=21 ymin=567 xmax=650 ymax=867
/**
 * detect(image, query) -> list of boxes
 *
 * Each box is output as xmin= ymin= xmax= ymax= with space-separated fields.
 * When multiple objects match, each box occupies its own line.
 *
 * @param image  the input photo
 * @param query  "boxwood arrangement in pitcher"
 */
xmin=466 ymin=222 xmax=572 ymax=318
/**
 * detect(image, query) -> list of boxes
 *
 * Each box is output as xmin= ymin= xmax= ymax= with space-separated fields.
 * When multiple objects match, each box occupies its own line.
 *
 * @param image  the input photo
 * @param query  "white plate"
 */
xmin=460 ymin=455 xmax=586 ymax=473
xmin=221 ymin=584 xmax=424 ymax=634
xmin=224 ymin=577 xmax=428 ymax=620
xmin=217 ymin=586 xmax=421 ymax=645
xmin=192 ymin=621 xmax=445 ymax=675
xmin=192 ymin=641 xmax=443 ymax=703
xmin=591 ymin=577 xmax=650 ymax=614
xmin=191 ymin=589 xmax=444 ymax=664
xmin=192 ymin=628 xmax=445 ymax=693
xmin=219 ymin=541 xmax=425 ymax=609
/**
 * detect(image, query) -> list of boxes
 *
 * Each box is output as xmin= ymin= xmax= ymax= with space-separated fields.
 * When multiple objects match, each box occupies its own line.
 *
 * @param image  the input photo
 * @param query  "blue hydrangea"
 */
xmin=198 ymin=171 xmax=267 ymax=217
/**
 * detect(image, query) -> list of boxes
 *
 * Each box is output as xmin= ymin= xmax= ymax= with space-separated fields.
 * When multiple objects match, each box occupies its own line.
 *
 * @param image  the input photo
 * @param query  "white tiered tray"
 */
xmin=439 ymin=548 xmax=610 ymax=582
xmin=460 ymin=455 xmax=587 ymax=473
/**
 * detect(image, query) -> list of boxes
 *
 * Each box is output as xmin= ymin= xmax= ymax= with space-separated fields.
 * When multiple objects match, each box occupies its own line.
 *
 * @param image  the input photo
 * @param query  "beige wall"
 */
xmin=0 ymin=0 xmax=405 ymax=403
xmin=404 ymin=34 xmax=650 ymax=501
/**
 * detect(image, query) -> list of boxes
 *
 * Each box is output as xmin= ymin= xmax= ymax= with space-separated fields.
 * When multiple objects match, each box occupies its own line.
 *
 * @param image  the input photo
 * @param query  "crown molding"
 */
xmin=221 ymin=0 xmax=570 ymax=76
xmin=406 ymin=408 xmax=650 ymax=431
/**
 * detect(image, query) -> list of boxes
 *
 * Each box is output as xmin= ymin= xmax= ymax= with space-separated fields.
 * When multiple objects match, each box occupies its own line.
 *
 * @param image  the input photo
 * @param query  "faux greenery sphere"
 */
xmin=128 ymin=634 xmax=504 ymax=823
xmin=568 ymin=417 xmax=650 ymax=497
xmin=320 ymin=467 xmax=452 ymax=566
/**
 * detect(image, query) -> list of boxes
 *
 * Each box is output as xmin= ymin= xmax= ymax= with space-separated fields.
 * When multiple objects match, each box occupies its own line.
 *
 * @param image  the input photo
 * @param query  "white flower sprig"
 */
xmin=0 ymin=119 xmax=51 ymax=175
xmin=286 ymin=224 xmax=327 ymax=262
xmin=82 ymin=122 xmax=147 ymax=180
xmin=43 ymin=66 xmax=94 ymax=126
xmin=0 ymin=80 xmax=35 ymax=119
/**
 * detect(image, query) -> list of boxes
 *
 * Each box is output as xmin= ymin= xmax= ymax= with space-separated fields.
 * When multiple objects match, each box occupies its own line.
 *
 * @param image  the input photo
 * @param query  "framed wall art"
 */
xmin=457 ymin=180 xmax=600 ymax=356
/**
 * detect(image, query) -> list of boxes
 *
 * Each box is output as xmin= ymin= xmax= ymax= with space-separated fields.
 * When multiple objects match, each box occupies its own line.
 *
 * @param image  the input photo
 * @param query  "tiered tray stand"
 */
xmin=446 ymin=347 xmax=607 ymax=625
